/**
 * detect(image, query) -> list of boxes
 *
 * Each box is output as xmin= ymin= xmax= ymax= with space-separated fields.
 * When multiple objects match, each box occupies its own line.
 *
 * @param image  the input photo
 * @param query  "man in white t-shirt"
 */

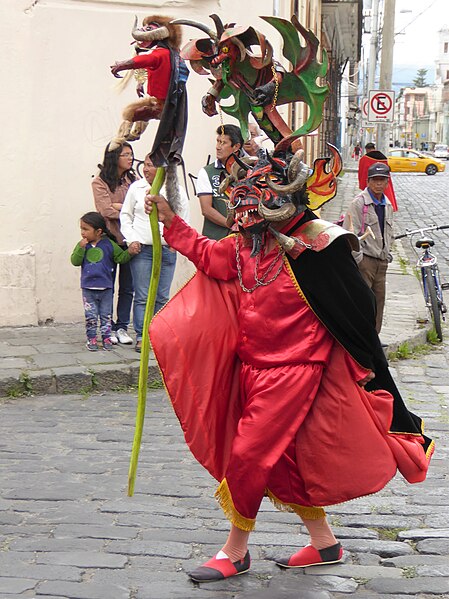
xmin=196 ymin=124 xmax=243 ymax=240
xmin=120 ymin=155 xmax=189 ymax=351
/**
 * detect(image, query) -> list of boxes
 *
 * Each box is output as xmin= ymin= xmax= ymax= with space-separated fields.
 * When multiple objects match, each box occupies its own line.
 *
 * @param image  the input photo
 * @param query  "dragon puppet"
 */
xmin=109 ymin=15 xmax=188 ymax=166
xmin=172 ymin=13 xmax=328 ymax=151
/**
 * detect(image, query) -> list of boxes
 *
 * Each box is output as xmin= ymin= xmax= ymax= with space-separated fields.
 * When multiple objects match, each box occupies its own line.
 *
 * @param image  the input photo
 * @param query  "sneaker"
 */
xmin=135 ymin=340 xmax=142 ymax=353
xmin=103 ymin=338 xmax=114 ymax=351
xmin=110 ymin=331 xmax=118 ymax=344
xmin=116 ymin=328 xmax=133 ymax=344
xmin=86 ymin=338 xmax=98 ymax=351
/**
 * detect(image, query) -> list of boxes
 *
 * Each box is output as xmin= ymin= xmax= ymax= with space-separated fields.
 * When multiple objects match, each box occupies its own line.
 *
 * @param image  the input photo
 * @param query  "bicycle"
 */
xmin=395 ymin=224 xmax=449 ymax=341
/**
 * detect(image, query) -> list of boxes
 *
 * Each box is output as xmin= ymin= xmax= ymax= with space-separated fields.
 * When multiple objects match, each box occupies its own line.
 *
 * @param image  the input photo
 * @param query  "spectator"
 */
xmin=243 ymin=123 xmax=264 ymax=157
xmin=196 ymin=124 xmax=243 ymax=240
xmin=120 ymin=155 xmax=189 ymax=352
xmin=92 ymin=143 xmax=136 ymax=345
xmin=70 ymin=212 xmax=137 ymax=352
xmin=343 ymin=162 xmax=394 ymax=333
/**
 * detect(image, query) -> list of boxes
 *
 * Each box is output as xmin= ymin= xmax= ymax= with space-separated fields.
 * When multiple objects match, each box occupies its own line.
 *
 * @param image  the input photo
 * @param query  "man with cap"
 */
xmin=343 ymin=162 xmax=394 ymax=333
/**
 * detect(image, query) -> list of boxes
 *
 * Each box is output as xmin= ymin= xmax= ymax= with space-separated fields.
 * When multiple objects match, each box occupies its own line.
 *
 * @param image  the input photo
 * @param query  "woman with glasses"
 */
xmin=91 ymin=143 xmax=137 ymax=345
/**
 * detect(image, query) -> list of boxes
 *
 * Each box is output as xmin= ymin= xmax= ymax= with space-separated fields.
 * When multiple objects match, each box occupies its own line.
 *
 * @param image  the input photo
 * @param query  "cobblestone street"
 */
xmin=1 ymin=167 xmax=449 ymax=598
xmin=391 ymin=170 xmax=449 ymax=282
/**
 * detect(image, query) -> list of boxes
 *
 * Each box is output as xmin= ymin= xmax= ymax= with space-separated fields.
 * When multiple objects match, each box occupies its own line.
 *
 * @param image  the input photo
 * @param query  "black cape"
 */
xmin=286 ymin=210 xmax=433 ymax=455
xmin=150 ymin=43 xmax=189 ymax=167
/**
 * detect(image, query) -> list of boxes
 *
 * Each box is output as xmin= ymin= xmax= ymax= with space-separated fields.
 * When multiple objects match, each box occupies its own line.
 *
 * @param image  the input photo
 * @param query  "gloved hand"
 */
xmin=110 ymin=59 xmax=136 ymax=78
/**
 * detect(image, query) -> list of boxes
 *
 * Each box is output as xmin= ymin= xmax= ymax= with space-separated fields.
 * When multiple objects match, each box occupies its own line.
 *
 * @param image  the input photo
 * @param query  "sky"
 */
xmin=392 ymin=0 xmax=449 ymax=67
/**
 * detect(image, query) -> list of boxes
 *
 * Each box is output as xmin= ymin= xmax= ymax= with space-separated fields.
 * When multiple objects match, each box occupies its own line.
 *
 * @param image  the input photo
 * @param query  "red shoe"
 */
xmin=276 ymin=542 xmax=343 ymax=568
xmin=188 ymin=551 xmax=251 ymax=583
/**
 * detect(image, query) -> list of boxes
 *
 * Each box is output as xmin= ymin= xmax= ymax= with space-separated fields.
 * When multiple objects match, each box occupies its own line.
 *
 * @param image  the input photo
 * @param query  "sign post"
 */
xmin=361 ymin=97 xmax=370 ymax=128
xmin=368 ymin=90 xmax=395 ymax=123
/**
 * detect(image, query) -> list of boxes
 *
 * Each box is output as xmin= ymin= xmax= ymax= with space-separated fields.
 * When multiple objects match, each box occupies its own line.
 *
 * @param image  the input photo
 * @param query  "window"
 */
xmin=444 ymin=42 xmax=448 ymax=53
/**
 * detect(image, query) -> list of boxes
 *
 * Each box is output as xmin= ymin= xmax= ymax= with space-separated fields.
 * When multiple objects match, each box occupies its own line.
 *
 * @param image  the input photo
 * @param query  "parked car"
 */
xmin=434 ymin=144 xmax=449 ymax=160
xmin=387 ymin=149 xmax=446 ymax=175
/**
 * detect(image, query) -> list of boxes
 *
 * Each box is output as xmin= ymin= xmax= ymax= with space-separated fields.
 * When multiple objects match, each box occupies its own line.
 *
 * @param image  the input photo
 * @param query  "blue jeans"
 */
xmin=112 ymin=256 xmax=134 ymax=332
xmin=130 ymin=245 xmax=177 ymax=341
xmin=82 ymin=288 xmax=113 ymax=340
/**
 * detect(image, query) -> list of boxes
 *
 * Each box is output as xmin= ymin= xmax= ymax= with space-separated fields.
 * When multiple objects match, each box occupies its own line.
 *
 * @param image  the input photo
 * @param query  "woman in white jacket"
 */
xmin=120 ymin=155 xmax=189 ymax=351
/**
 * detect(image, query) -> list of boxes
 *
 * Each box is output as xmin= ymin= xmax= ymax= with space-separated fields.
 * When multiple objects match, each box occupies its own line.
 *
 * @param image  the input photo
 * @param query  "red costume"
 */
xmin=150 ymin=215 xmax=433 ymax=531
xmin=132 ymin=48 xmax=171 ymax=99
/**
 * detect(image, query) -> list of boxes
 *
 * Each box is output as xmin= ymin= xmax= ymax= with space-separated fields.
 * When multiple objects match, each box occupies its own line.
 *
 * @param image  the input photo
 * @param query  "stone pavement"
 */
xmin=0 ymin=164 xmax=432 ymax=398
xmin=0 ymin=327 xmax=160 ymax=398
xmin=1 ymin=162 xmax=449 ymax=598
xmin=0 ymin=345 xmax=448 ymax=598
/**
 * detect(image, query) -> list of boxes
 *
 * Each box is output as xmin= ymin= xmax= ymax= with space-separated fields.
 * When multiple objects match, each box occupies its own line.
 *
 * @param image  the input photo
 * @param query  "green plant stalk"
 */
xmin=128 ymin=166 xmax=166 ymax=496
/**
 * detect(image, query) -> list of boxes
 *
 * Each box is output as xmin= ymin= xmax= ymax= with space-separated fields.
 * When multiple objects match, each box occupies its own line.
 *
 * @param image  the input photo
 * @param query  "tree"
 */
xmin=413 ymin=69 xmax=428 ymax=88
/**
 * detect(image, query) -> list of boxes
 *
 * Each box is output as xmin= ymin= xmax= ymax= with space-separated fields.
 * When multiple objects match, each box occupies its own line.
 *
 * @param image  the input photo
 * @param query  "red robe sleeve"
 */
xmin=163 ymin=215 xmax=238 ymax=280
xmin=132 ymin=48 xmax=171 ymax=99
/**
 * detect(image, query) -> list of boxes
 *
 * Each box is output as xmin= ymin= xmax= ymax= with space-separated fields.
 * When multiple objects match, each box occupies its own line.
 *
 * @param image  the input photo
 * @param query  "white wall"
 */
xmin=1 ymin=0 xmax=279 ymax=325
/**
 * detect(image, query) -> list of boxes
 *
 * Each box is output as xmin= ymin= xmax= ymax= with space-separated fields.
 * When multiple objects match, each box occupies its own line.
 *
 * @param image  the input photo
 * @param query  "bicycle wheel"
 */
xmin=424 ymin=266 xmax=443 ymax=341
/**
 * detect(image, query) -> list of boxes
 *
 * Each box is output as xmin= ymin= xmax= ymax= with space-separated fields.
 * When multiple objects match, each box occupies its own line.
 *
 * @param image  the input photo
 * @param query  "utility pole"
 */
xmin=367 ymin=0 xmax=380 ymax=97
xmin=363 ymin=0 xmax=381 ymax=145
xmin=377 ymin=0 xmax=396 ymax=154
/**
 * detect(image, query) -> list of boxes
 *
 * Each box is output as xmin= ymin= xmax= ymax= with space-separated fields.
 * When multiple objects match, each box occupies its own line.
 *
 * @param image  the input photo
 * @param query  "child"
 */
xmin=71 ymin=212 xmax=138 ymax=351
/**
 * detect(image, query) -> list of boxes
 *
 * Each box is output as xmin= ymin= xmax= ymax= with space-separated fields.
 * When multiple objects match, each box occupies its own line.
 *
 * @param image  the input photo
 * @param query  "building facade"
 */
xmin=1 ymin=0 xmax=362 ymax=326
xmin=391 ymin=26 xmax=449 ymax=150
xmin=436 ymin=26 xmax=449 ymax=145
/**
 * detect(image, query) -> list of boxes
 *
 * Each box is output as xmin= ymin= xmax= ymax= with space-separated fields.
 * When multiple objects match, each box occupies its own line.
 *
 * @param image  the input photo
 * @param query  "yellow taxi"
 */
xmin=387 ymin=149 xmax=446 ymax=176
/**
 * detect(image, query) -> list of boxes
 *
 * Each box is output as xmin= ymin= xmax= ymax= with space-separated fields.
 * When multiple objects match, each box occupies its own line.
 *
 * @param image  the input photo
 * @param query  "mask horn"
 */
xmin=265 ymin=150 xmax=310 ymax=196
xmin=170 ymin=18 xmax=218 ymax=42
xmin=131 ymin=16 xmax=169 ymax=42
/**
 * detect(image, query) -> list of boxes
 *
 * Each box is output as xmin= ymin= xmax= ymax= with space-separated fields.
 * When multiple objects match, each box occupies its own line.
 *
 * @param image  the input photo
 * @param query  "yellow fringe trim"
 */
xmin=266 ymin=489 xmax=326 ymax=520
xmin=214 ymin=479 xmax=256 ymax=531
xmin=283 ymin=257 xmax=312 ymax=308
xmin=425 ymin=439 xmax=435 ymax=460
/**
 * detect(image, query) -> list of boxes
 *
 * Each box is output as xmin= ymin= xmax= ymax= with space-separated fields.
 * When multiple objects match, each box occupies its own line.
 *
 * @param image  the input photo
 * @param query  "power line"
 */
xmin=395 ymin=0 xmax=438 ymax=37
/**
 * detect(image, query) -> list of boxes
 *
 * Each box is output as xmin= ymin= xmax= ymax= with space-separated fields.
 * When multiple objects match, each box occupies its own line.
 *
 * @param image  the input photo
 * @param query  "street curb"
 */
xmin=0 ymin=362 xmax=161 ymax=399
xmin=385 ymin=327 xmax=429 ymax=357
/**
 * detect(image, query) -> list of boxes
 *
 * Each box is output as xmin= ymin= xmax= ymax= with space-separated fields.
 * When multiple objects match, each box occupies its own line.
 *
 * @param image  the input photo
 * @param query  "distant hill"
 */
xmin=392 ymin=64 xmax=435 ymax=92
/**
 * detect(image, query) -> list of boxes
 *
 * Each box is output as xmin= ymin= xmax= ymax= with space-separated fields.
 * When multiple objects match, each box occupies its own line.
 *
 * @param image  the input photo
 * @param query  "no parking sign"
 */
xmin=361 ymin=97 xmax=370 ymax=127
xmin=368 ymin=90 xmax=395 ymax=123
